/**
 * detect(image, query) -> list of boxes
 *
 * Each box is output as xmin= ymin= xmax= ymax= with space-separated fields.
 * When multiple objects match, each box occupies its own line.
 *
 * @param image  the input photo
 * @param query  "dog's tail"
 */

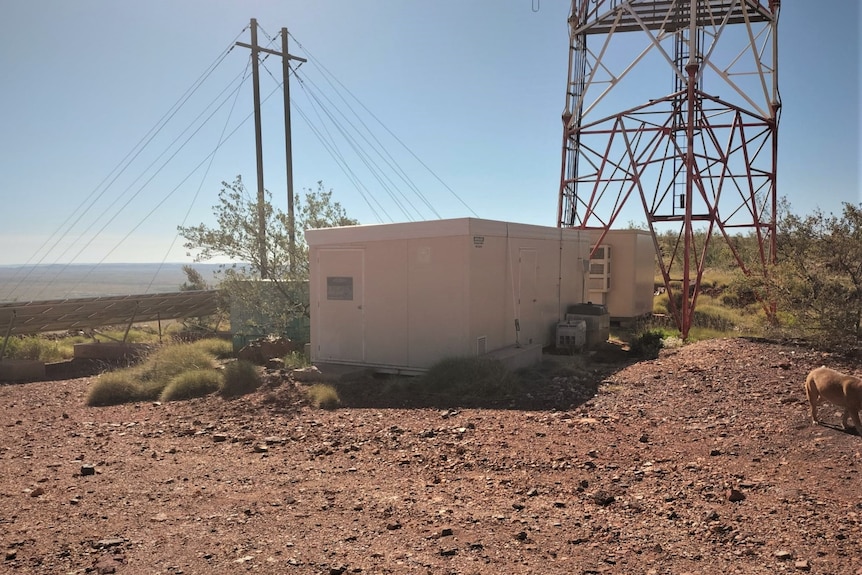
xmin=804 ymin=368 xmax=821 ymax=400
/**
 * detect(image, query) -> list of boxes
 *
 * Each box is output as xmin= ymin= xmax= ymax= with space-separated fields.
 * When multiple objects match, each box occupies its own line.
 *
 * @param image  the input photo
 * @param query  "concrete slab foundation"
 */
xmin=307 ymin=362 xmax=373 ymax=383
xmin=486 ymin=343 xmax=543 ymax=371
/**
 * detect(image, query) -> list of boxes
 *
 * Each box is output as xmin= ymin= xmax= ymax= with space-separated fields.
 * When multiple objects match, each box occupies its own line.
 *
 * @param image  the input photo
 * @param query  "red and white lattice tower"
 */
xmin=557 ymin=0 xmax=781 ymax=337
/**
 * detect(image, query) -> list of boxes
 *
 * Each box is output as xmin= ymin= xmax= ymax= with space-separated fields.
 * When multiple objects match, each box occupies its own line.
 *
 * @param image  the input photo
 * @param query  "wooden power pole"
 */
xmin=236 ymin=18 xmax=306 ymax=278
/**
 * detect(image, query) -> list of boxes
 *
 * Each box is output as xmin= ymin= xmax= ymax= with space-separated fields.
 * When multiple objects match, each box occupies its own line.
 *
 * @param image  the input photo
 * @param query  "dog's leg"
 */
xmin=842 ymin=408 xmax=852 ymax=430
xmin=847 ymin=409 xmax=862 ymax=436
xmin=806 ymin=383 xmax=820 ymax=424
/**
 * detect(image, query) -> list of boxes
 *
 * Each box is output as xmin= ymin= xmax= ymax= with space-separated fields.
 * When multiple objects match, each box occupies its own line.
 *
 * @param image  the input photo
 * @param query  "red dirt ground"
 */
xmin=1 ymin=337 xmax=861 ymax=574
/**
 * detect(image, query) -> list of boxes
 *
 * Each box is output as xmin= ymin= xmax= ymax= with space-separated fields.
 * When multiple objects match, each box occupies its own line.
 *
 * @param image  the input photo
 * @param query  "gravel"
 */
xmin=1 ymin=337 xmax=861 ymax=574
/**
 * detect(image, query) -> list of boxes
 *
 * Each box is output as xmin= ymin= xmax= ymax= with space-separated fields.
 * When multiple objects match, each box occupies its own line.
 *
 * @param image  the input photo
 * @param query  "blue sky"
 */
xmin=0 ymin=0 xmax=858 ymax=265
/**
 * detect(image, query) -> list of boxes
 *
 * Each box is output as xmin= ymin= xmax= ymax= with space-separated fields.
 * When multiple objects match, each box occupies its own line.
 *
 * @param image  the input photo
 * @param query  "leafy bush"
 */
xmin=629 ymin=330 xmax=665 ymax=359
xmin=86 ymin=371 xmax=142 ymax=406
xmin=3 ymin=336 xmax=75 ymax=363
xmin=767 ymin=201 xmax=862 ymax=349
xmin=219 ymin=360 xmax=261 ymax=398
xmin=304 ymin=383 xmax=341 ymax=409
xmin=160 ymin=369 xmax=223 ymax=402
xmin=721 ymin=273 xmax=760 ymax=308
xmin=283 ymin=350 xmax=310 ymax=369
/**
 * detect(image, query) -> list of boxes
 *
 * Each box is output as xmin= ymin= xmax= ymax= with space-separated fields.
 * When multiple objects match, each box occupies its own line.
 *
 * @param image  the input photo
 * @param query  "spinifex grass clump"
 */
xmin=135 ymin=345 xmax=216 ymax=401
xmin=160 ymin=368 xmax=223 ymax=402
xmin=417 ymin=357 xmax=520 ymax=402
xmin=85 ymin=343 xmax=217 ymax=406
xmin=187 ymin=337 xmax=234 ymax=359
xmin=86 ymin=371 xmax=144 ymax=406
xmin=219 ymin=360 xmax=261 ymax=398
xmin=304 ymin=383 xmax=341 ymax=409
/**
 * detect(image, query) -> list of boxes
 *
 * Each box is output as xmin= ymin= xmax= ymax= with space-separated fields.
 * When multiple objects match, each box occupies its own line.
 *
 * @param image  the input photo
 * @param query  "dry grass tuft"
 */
xmin=219 ymin=360 xmax=262 ymax=398
xmin=304 ymin=383 xmax=341 ymax=409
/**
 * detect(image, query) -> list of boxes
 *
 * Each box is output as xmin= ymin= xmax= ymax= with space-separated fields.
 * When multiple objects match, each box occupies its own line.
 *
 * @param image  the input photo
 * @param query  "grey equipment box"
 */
xmin=556 ymin=319 xmax=586 ymax=350
xmin=566 ymin=303 xmax=610 ymax=348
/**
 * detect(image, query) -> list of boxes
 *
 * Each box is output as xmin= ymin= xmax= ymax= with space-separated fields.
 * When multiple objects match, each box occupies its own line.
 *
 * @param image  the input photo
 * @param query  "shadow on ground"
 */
xmin=319 ymin=343 xmax=642 ymax=412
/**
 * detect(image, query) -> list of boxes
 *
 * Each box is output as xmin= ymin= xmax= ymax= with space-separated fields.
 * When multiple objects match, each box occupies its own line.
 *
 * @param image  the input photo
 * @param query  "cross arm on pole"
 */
xmin=235 ymin=42 xmax=307 ymax=63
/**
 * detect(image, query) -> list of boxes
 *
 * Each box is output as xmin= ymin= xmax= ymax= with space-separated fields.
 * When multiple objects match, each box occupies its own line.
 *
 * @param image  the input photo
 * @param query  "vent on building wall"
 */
xmin=589 ymin=245 xmax=611 ymax=292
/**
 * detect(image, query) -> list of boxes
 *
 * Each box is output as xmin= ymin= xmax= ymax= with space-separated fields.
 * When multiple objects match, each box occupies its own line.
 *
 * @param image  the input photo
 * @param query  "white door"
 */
xmin=316 ymin=248 xmax=365 ymax=362
xmin=518 ymin=249 xmax=538 ymax=346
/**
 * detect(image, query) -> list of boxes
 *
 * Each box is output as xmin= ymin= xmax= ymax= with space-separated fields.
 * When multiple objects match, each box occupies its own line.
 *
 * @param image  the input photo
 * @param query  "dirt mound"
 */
xmin=1 ymin=338 xmax=860 ymax=574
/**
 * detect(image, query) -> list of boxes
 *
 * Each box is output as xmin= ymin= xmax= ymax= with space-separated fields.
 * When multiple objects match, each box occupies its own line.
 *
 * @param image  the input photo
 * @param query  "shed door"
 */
xmin=316 ymin=248 xmax=365 ymax=362
xmin=518 ymin=249 xmax=538 ymax=345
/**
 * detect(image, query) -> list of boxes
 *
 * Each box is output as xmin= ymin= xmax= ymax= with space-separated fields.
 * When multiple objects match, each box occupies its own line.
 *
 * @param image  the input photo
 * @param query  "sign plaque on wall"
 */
xmin=326 ymin=276 xmax=354 ymax=300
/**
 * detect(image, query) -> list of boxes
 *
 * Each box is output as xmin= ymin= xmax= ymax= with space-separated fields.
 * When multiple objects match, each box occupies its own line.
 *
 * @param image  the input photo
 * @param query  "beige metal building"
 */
xmin=306 ymin=218 xmax=591 ymax=373
xmin=587 ymin=229 xmax=655 ymax=322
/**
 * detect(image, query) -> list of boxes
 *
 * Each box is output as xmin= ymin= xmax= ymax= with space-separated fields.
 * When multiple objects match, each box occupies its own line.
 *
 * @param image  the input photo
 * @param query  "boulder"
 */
xmin=237 ymin=336 xmax=302 ymax=365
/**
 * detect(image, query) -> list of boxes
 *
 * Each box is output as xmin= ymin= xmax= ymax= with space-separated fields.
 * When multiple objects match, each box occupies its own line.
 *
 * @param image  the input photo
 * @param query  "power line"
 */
xmin=60 ymin=81 xmax=287 ymax=297
xmin=2 ymin=31 xmax=247 ymax=302
xmin=146 ymin=58 xmax=253 ymax=294
xmin=292 ymin=65 xmax=434 ymax=220
xmin=290 ymin=32 xmax=479 ymax=218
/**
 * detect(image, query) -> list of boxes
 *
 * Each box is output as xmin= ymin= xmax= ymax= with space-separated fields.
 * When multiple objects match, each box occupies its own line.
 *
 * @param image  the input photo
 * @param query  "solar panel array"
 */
xmin=0 ymin=290 xmax=220 ymax=336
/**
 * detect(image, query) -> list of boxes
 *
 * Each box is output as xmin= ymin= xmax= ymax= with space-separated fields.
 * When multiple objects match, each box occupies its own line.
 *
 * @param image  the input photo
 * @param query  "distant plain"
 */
xmin=0 ymin=263 xmax=226 ymax=302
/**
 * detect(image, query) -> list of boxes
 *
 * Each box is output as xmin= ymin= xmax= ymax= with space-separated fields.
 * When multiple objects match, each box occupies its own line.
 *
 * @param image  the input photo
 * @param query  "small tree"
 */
xmin=289 ymin=180 xmax=360 ymax=279
xmin=177 ymin=176 xmax=357 ymax=339
xmin=768 ymin=200 xmax=862 ymax=350
xmin=179 ymin=265 xmax=208 ymax=291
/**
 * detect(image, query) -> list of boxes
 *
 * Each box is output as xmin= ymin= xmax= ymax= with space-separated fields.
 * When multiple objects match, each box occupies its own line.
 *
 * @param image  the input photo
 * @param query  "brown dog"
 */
xmin=804 ymin=366 xmax=862 ymax=434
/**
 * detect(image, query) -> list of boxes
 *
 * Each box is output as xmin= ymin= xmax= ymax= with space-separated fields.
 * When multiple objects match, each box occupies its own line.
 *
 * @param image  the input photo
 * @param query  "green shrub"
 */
xmin=629 ymin=329 xmax=665 ymax=359
xmin=160 ymin=369 xmax=223 ymax=402
xmin=305 ymin=383 xmax=341 ymax=409
xmin=86 ymin=371 xmax=142 ymax=406
xmin=46 ymin=340 xmax=78 ymax=362
xmin=3 ymin=333 xmax=91 ymax=363
xmin=283 ymin=350 xmax=310 ymax=369
xmin=720 ymin=275 xmax=760 ymax=308
xmin=219 ymin=360 xmax=261 ymax=398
